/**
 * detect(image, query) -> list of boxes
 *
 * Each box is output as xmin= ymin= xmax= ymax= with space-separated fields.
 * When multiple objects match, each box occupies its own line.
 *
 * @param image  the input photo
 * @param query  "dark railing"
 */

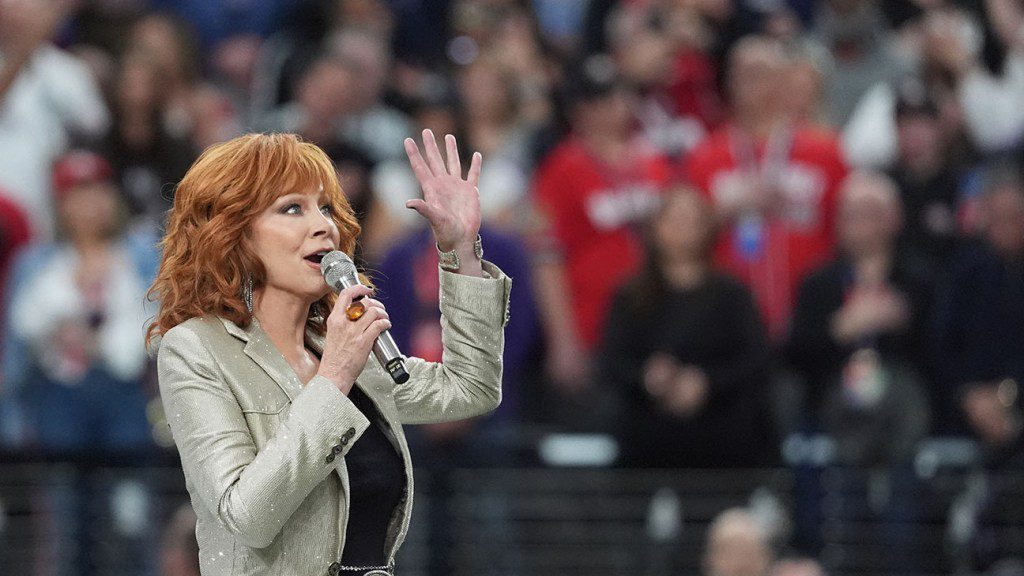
xmin=0 ymin=442 xmax=1021 ymax=576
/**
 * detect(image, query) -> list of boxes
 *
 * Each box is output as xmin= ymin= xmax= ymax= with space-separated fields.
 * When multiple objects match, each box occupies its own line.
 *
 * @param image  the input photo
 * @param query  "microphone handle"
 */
xmin=334 ymin=274 xmax=409 ymax=384
xmin=372 ymin=330 xmax=409 ymax=384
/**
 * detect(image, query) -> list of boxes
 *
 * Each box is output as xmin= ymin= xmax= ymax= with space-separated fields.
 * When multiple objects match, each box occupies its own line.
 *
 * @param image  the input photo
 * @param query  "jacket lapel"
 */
xmin=222 ymin=317 xmax=403 ymax=452
xmin=219 ymin=317 xmax=300 ymax=402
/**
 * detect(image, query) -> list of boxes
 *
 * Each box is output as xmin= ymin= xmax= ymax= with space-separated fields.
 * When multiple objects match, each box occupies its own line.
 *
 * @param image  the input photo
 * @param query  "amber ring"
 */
xmin=345 ymin=301 xmax=366 ymax=321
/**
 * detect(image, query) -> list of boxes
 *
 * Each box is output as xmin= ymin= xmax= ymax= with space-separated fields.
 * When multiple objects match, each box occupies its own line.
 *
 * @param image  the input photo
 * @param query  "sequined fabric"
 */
xmin=154 ymin=262 xmax=511 ymax=575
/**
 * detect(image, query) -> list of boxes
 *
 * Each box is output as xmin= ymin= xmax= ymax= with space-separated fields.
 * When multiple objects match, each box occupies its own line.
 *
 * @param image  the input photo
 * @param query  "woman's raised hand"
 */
xmin=404 ymin=130 xmax=484 ymax=274
xmin=316 ymin=284 xmax=391 ymax=393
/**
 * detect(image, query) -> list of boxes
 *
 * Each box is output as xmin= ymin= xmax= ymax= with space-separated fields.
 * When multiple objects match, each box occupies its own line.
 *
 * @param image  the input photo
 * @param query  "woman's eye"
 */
xmin=320 ymin=205 xmax=332 ymax=216
xmin=282 ymin=203 xmax=301 ymax=214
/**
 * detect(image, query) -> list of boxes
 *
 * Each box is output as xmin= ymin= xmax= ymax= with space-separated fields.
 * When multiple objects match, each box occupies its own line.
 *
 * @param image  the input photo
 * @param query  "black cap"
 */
xmin=894 ymin=77 xmax=939 ymax=119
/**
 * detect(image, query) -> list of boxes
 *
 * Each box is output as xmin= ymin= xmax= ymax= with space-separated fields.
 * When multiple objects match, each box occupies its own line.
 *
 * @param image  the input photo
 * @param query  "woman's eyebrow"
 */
xmin=275 ymin=192 xmax=306 ymax=203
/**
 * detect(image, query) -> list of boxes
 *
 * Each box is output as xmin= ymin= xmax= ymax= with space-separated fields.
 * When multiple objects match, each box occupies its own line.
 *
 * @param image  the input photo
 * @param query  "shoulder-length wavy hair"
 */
xmin=145 ymin=133 xmax=361 ymax=347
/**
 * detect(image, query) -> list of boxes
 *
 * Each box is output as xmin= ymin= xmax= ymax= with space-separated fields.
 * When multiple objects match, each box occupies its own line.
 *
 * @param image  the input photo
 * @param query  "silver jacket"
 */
xmin=155 ymin=262 xmax=511 ymax=575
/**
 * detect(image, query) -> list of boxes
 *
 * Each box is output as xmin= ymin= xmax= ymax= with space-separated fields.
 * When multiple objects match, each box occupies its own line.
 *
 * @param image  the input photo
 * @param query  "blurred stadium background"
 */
xmin=1 ymin=0 xmax=1023 ymax=575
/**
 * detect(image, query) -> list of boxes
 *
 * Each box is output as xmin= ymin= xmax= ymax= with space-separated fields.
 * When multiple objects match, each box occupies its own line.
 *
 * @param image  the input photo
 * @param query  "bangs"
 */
xmin=254 ymin=139 xmax=347 ymax=211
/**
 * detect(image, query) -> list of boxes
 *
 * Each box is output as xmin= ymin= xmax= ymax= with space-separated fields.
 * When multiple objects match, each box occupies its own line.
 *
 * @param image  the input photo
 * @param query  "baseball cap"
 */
xmin=52 ymin=150 xmax=113 ymax=198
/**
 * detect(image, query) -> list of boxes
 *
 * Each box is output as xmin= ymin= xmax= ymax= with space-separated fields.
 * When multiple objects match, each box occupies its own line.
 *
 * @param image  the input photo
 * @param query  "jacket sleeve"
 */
xmin=392 ymin=260 xmax=512 ymax=424
xmin=157 ymin=323 xmax=371 ymax=549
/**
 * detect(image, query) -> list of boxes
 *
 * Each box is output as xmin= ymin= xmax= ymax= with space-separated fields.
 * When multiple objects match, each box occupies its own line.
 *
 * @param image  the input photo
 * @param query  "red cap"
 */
xmin=52 ymin=151 xmax=113 ymax=198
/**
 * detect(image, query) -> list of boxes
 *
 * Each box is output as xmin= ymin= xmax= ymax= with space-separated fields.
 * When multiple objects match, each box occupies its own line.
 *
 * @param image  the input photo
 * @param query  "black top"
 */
xmin=785 ymin=252 xmax=934 ymax=413
xmin=933 ymin=243 xmax=1024 ymax=431
xmin=339 ymin=385 xmax=406 ymax=566
xmin=889 ymin=165 xmax=963 ymax=271
xmin=599 ymin=272 xmax=775 ymax=468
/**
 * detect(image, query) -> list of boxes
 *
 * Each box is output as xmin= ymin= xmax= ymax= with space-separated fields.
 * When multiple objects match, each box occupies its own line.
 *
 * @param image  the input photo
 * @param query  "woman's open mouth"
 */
xmin=303 ymin=250 xmax=329 ymax=268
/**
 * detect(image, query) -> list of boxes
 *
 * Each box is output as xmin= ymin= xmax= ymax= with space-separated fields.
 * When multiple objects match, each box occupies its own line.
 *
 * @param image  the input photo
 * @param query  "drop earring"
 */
xmin=243 ymin=273 xmax=253 ymax=313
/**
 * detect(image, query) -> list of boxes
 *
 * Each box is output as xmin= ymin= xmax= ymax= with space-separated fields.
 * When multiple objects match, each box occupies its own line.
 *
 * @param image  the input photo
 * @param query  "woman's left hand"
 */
xmin=404 ymin=130 xmax=482 ymax=254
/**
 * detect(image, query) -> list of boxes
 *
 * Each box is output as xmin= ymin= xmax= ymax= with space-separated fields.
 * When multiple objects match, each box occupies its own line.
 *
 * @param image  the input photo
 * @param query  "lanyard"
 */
xmin=729 ymin=123 xmax=795 ymax=195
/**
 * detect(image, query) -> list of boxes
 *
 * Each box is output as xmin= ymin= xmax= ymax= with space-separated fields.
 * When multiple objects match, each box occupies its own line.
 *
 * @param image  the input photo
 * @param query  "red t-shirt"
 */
xmin=0 ymin=193 xmax=32 ymax=355
xmin=0 ymin=193 xmax=31 ymax=290
xmin=532 ymin=136 xmax=673 ymax=350
xmin=686 ymin=123 xmax=848 ymax=338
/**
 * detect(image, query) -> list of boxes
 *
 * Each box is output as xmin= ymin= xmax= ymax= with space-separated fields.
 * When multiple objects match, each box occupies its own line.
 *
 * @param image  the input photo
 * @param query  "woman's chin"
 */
xmin=307 ymin=286 xmax=332 ymax=305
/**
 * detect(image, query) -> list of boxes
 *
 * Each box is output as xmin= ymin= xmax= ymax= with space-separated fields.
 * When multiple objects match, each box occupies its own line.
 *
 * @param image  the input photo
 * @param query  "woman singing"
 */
xmin=147 ymin=130 xmax=511 ymax=576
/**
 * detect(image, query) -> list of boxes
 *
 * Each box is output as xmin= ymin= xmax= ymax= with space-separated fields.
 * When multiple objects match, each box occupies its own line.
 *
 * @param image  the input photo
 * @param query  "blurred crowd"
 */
xmin=2 ymin=0 xmax=1024 ymax=574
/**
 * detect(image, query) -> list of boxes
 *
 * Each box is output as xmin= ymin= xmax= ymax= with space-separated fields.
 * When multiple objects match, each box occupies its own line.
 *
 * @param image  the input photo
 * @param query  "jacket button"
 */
xmin=325 ymin=453 xmax=336 ymax=464
xmin=328 ymin=562 xmax=341 ymax=576
xmin=340 ymin=437 xmax=349 ymax=445
xmin=345 ymin=427 xmax=356 ymax=438
xmin=331 ymin=444 xmax=343 ymax=455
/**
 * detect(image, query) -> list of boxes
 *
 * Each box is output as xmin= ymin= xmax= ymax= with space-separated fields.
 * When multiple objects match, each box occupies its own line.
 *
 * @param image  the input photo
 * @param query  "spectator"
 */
xmin=367 ymin=88 xmax=463 ymax=264
xmin=887 ymin=77 xmax=967 ymax=272
xmin=600 ymin=187 xmax=774 ymax=468
xmin=456 ymin=54 xmax=537 ymax=229
xmin=258 ymin=28 xmax=413 ymax=161
xmin=927 ymin=1 xmax=1024 ymax=154
xmin=100 ymin=52 xmax=196 ymax=231
xmin=0 ymin=0 xmax=111 ymax=240
xmin=448 ymin=0 xmax=555 ymax=129
xmin=961 ymin=395 xmax=1024 ymax=574
xmin=704 ymin=508 xmax=774 ymax=576
xmin=125 ymin=13 xmax=201 ymax=139
xmin=530 ymin=55 xmax=672 ymax=400
xmin=368 ymin=66 xmax=537 ymax=246
xmin=258 ymin=53 xmax=360 ymax=147
xmin=329 ymin=28 xmax=412 ymax=162
xmin=207 ymin=33 xmax=264 ymax=130
xmin=841 ymin=6 xmax=979 ymax=171
xmin=784 ymin=38 xmax=833 ymax=128
xmin=935 ymin=170 xmax=1024 ymax=436
xmin=249 ymin=0 xmax=394 ymax=121
xmin=121 ymin=13 xmax=240 ymax=151
xmin=605 ymin=0 xmax=727 ymax=158
xmin=811 ymin=0 xmax=911 ymax=127
xmin=787 ymin=171 xmax=931 ymax=462
xmin=2 ymin=151 xmax=153 ymax=452
xmin=687 ymin=35 xmax=848 ymax=339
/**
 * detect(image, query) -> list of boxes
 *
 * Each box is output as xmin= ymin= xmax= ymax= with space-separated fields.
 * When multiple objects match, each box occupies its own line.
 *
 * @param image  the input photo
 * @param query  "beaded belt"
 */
xmin=327 ymin=562 xmax=393 ymax=576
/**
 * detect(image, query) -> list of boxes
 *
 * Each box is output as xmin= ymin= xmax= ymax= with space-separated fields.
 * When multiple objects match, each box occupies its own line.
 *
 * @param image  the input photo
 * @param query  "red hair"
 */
xmin=146 ymin=133 xmax=361 ymax=347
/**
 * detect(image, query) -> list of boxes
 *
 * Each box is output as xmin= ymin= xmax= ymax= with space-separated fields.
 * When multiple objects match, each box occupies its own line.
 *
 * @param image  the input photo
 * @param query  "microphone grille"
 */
xmin=321 ymin=250 xmax=357 ymax=287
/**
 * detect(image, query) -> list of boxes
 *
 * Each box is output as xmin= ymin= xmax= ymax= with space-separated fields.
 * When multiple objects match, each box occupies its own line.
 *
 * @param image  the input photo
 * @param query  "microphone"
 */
xmin=320 ymin=251 xmax=410 ymax=384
